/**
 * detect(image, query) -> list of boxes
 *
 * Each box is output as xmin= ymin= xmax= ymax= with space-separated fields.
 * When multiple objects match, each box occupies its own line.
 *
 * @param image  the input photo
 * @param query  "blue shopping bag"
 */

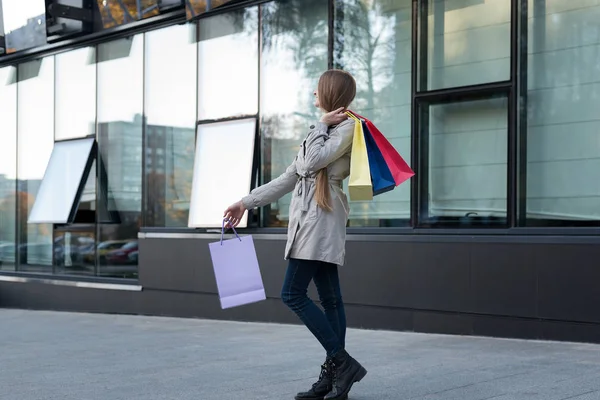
xmin=362 ymin=120 xmax=395 ymax=196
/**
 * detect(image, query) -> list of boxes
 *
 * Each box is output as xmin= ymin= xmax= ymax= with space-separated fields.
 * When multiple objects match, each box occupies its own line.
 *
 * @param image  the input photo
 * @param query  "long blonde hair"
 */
xmin=314 ymin=70 xmax=356 ymax=211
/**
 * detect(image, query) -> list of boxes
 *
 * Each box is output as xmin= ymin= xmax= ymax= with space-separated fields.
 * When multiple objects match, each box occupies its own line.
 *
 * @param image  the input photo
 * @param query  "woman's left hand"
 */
xmin=320 ymin=107 xmax=348 ymax=126
xmin=223 ymin=200 xmax=246 ymax=228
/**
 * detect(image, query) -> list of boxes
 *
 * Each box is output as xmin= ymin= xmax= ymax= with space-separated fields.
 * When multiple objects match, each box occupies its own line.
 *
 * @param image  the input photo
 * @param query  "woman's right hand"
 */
xmin=223 ymin=200 xmax=246 ymax=228
xmin=319 ymin=107 xmax=348 ymax=126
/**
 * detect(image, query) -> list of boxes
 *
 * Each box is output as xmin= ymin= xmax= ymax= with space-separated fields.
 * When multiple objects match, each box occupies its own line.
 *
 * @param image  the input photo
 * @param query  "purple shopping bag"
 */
xmin=208 ymin=219 xmax=266 ymax=309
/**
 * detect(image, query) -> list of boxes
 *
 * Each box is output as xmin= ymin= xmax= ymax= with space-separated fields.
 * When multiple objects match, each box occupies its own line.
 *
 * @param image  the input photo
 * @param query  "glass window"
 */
xmin=420 ymin=97 xmax=508 ymax=226
xmin=186 ymin=0 xmax=236 ymax=19
xmin=97 ymin=35 xmax=143 ymax=279
xmin=419 ymin=0 xmax=510 ymax=90
xmin=17 ymin=57 xmax=55 ymax=273
xmin=0 ymin=66 xmax=17 ymax=271
xmin=189 ymin=118 xmax=256 ymax=228
xmin=53 ymin=228 xmax=96 ymax=277
xmin=1 ymin=0 xmax=46 ymax=53
xmin=52 ymin=156 xmax=97 ymax=277
xmin=144 ymin=24 xmax=197 ymax=227
xmin=525 ymin=1 xmax=600 ymax=226
xmin=198 ymin=7 xmax=258 ymax=120
xmin=335 ymin=0 xmax=412 ymax=227
xmin=55 ymin=47 xmax=97 ymax=141
xmin=28 ymin=138 xmax=95 ymax=224
xmin=260 ymin=0 xmax=328 ymax=228
xmin=96 ymin=0 xmax=160 ymax=29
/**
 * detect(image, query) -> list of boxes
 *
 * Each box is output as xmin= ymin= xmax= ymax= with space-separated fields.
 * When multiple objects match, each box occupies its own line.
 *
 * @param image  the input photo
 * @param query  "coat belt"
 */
xmin=297 ymin=175 xmax=343 ymax=212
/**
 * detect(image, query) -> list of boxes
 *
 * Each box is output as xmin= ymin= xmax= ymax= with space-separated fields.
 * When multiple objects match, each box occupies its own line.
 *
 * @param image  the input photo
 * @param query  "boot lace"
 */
xmin=312 ymin=363 xmax=329 ymax=388
xmin=329 ymin=360 xmax=339 ymax=388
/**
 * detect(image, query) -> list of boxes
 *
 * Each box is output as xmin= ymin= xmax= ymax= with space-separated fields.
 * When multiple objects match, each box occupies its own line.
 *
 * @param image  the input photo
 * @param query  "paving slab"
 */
xmin=2 ymin=309 xmax=600 ymax=400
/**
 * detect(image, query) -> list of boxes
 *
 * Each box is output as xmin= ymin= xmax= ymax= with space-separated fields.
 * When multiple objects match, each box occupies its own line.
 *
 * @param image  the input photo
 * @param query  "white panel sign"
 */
xmin=28 ymin=138 xmax=95 ymax=224
xmin=188 ymin=119 xmax=256 ymax=228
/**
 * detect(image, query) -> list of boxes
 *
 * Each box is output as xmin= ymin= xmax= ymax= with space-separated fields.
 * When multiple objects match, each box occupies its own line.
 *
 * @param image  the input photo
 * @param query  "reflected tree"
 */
xmin=335 ymin=0 xmax=397 ymax=114
xmin=96 ymin=0 xmax=160 ymax=28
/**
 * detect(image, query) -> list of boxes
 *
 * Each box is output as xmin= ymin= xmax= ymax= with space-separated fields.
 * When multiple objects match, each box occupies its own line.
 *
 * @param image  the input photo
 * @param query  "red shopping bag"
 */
xmin=349 ymin=111 xmax=414 ymax=186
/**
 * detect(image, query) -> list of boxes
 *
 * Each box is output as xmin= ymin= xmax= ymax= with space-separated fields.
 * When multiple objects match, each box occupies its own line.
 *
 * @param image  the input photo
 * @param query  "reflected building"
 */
xmin=97 ymin=117 xmax=143 ymax=213
xmin=5 ymin=15 xmax=46 ymax=54
xmin=145 ymin=122 xmax=195 ymax=227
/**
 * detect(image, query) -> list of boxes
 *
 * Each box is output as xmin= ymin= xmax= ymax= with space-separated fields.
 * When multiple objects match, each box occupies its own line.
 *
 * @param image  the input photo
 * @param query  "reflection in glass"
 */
xmin=525 ymin=0 xmax=600 ymax=225
xmin=186 ymin=0 xmax=235 ymax=19
xmin=55 ymin=47 xmax=96 ymax=141
xmin=17 ymin=57 xmax=55 ymax=272
xmin=189 ymin=119 xmax=256 ymax=228
xmin=0 ymin=66 xmax=17 ymax=271
xmin=53 ymin=229 xmax=96 ymax=276
xmin=97 ymin=35 xmax=143 ymax=279
xmin=145 ymin=24 xmax=197 ymax=227
xmin=1 ymin=0 xmax=46 ymax=53
xmin=425 ymin=97 xmax=508 ymax=224
xmin=198 ymin=7 xmax=258 ymax=120
xmin=96 ymin=0 xmax=159 ymax=29
xmin=420 ymin=0 xmax=510 ymax=90
xmin=335 ymin=0 xmax=412 ymax=226
xmin=28 ymin=138 xmax=95 ymax=224
xmin=260 ymin=0 xmax=328 ymax=227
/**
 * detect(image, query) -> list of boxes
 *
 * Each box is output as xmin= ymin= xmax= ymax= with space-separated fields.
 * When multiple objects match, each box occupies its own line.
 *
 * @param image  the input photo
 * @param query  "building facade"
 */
xmin=1 ymin=0 xmax=600 ymax=344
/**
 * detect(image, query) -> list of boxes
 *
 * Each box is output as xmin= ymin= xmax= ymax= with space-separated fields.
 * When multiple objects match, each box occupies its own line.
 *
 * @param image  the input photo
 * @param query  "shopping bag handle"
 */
xmin=221 ymin=218 xmax=242 ymax=245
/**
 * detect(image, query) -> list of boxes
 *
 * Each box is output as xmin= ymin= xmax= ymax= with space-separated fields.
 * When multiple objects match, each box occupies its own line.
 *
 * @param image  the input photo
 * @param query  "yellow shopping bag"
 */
xmin=347 ymin=112 xmax=373 ymax=201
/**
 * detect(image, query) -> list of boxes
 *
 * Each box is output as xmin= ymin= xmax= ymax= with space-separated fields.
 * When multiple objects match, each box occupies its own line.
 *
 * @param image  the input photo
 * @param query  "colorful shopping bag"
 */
xmin=347 ymin=112 xmax=373 ymax=201
xmin=362 ymin=120 xmax=396 ymax=196
xmin=208 ymin=219 xmax=266 ymax=309
xmin=350 ymin=111 xmax=414 ymax=186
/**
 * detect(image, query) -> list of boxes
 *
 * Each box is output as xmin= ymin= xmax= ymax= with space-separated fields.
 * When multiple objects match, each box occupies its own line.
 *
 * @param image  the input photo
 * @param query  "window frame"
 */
xmin=415 ymin=93 xmax=511 ymax=228
xmin=27 ymin=136 xmax=97 ymax=225
xmin=410 ymin=0 xmax=524 ymax=229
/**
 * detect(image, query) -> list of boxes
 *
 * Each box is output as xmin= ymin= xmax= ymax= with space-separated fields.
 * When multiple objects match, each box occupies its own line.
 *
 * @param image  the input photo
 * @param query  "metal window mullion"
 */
xmin=410 ymin=0 xmax=419 ymax=227
xmin=507 ymin=0 xmax=520 ymax=228
xmin=517 ymin=0 xmax=529 ymax=226
xmin=255 ymin=6 xmax=263 ymax=228
xmin=258 ymin=3 xmax=270 ymax=228
xmin=52 ymin=55 xmax=58 ymax=275
xmin=141 ymin=33 xmax=148 ymax=228
xmin=14 ymin=65 xmax=20 ymax=271
xmin=94 ymin=43 xmax=100 ymax=277
xmin=328 ymin=0 xmax=334 ymax=70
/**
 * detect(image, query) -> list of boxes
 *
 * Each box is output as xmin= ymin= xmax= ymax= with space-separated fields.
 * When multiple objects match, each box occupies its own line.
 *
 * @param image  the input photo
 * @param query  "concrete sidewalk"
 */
xmin=2 ymin=309 xmax=600 ymax=400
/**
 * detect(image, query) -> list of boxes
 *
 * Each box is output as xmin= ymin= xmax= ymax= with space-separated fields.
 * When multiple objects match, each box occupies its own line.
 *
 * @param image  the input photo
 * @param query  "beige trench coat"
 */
xmin=242 ymin=118 xmax=355 ymax=266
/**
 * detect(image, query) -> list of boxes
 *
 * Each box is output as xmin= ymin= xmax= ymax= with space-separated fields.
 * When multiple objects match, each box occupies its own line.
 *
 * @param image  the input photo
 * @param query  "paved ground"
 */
xmin=2 ymin=310 xmax=600 ymax=400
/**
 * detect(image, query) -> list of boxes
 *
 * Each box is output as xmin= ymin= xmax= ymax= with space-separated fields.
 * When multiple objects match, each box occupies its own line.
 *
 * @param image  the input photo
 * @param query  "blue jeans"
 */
xmin=281 ymin=258 xmax=346 ymax=357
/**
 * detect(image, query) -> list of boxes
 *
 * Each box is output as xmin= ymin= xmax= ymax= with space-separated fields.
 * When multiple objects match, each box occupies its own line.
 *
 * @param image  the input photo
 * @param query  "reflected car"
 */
xmin=105 ymin=241 xmax=138 ymax=265
xmin=53 ymin=235 xmax=95 ymax=266
xmin=85 ymin=240 xmax=130 ymax=264
xmin=0 ymin=242 xmax=16 ymax=265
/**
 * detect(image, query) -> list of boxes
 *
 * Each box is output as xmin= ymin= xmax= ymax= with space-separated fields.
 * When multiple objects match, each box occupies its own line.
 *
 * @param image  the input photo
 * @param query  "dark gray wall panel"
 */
xmin=341 ymin=240 xmax=412 ymax=308
xmin=345 ymin=305 xmax=413 ymax=332
xmin=471 ymin=315 xmax=540 ymax=341
xmin=413 ymin=311 xmax=472 ymax=335
xmin=6 ymin=235 xmax=600 ymax=345
xmin=539 ymin=320 xmax=600 ymax=344
xmin=536 ymin=244 xmax=600 ymax=324
xmin=139 ymin=237 xmax=218 ymax=293
xmin=409 ymin=243 xmax=470 ymax=312
xmin=252 ymin=238 xmax=289 ymax=298
xmin=0 ymin=281 xmax=140 ymax=314
xmin=470 ymin=243 xmax=537 ymax=317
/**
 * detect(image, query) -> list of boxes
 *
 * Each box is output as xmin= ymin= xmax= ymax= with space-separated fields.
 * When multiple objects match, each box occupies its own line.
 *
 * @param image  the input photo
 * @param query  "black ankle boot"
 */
xmin=296 ymin=359 xmax=346 ymax=400
xmin=324 ymin=350 xmax=367 ymax=400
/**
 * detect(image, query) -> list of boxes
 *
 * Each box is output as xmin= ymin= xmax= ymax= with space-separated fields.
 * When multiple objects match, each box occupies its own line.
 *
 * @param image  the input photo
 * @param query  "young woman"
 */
xmin=224 ymin=69 xmax=367 ymax=400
